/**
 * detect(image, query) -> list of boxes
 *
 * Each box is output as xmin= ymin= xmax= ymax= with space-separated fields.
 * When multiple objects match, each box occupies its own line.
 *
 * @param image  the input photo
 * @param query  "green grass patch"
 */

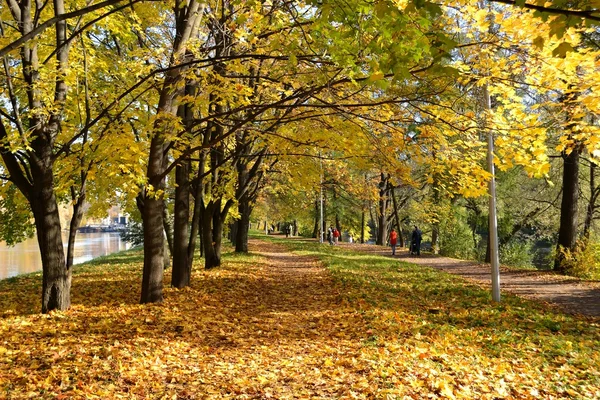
xmin=262 ymin=233 xmax=600 ymax=398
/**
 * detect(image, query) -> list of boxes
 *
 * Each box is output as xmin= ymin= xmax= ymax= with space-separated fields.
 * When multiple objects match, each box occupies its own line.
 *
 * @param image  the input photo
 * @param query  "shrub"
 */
xmin=559 ymin=240 xmax=600 ymax=280
xmin=499 ymin=240 xmax=534 ymax=269
xmin=439 ymin=215 xmax=476 ymax=260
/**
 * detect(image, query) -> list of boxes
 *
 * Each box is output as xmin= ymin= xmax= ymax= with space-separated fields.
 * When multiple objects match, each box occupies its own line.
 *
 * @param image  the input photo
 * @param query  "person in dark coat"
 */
xmin=411 ymin=225 xmax=422 ymax=256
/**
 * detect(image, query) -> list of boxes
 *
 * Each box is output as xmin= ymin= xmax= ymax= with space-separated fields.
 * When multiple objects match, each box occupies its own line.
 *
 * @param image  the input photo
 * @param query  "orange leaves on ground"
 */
xmin=1 ymin=240 xmax=600 ymax=398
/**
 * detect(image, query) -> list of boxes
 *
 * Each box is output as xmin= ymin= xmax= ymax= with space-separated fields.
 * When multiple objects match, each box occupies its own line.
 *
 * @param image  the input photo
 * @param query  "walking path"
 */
xmin=339 ymin=242 xmax=600 ymax=318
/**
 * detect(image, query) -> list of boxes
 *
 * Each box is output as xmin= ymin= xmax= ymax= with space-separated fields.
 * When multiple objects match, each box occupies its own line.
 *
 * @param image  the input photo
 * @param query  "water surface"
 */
xmin=0 ymin=232 xmax=130 ymax=280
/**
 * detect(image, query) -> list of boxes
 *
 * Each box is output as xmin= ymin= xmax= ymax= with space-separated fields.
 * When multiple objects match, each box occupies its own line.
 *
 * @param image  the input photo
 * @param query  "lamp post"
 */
xmin=319 ymin=152 xmax=324 ymax=243
xmin=484 ymin=84 xmax=501 ymax=302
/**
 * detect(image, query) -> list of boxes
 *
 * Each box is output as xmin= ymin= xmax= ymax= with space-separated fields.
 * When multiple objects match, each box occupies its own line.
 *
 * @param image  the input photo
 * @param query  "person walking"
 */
xmin=389 ymin=228 xmax=398 ymax=255
xmin=411 ymin=225 xmax=422 ymax=256
xmin=332 ymin=227 xmax=340 ymax=244
xmin=327 ymin=226 xmax=334 ymax=245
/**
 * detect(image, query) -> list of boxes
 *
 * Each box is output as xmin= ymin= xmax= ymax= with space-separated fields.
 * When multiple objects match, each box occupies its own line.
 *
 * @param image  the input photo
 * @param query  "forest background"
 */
xmin=2 ymin=0 xmax=600 ymax=313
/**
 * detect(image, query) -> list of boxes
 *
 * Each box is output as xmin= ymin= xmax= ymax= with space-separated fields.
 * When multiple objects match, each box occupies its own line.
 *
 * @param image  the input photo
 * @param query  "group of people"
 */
xmin=389 ymin=226 xmax=422 ymax=256
xmin=327 ymin=226 xmax=341 ymax=245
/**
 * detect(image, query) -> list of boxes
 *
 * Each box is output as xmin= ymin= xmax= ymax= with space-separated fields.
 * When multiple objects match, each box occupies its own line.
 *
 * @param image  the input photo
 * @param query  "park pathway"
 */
xmin=338 ymin=241 xmax=600 ymax=318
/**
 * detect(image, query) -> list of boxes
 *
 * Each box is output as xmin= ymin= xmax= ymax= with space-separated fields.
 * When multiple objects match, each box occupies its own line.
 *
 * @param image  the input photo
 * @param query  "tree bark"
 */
xmin=141 ymin=192 xmax=165 ymax=303
xmin=66 ymin=190 xmax=85 ymax=269
xmin=32 ymin=172 xmax=71 ymax=313
xmin=583 ymin=161 xmax=597 ymax=240
xmin=313 ymin=199 xmax=319 ymax=238
xmin=162 ymin=206 xmax=173 ymax=269
xmin=235 ymin=199 xmax=251 ymax=252
xmin=390 ymin=184 xmax=403 ymax=246
xmin=172 ymin=158 xmax=191 ymax=288
xmin=202 ymin=202 xmax=220 ymax=269
xmin=376 ymin=173 xmax=389 ymax=246
xmin=555 ymin=146 xmax=582 ymax=271
xmin=360 ymin=204 xmax=366 ymax=243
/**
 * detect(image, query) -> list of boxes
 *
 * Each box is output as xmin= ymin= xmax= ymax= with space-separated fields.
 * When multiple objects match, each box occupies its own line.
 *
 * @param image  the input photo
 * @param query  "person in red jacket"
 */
xmin=389 ymin=228 xmax=398 ymax=255
xmin=332 ymin=227 xmax=340 ymax=244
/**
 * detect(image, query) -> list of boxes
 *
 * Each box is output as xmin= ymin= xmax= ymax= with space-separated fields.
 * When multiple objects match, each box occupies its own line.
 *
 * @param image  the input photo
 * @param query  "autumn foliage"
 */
xmin=0 ymin=236 xmax=598 ymax=398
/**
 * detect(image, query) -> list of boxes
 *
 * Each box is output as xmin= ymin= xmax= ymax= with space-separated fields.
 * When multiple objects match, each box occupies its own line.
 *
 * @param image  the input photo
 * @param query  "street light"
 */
xmin=484 ymin=84 xmax=501 ymax=302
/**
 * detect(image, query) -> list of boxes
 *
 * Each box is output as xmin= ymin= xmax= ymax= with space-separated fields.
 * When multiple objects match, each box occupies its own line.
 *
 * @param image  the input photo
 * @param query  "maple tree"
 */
xmin=0 ymin=0 xmax=151 ymax=312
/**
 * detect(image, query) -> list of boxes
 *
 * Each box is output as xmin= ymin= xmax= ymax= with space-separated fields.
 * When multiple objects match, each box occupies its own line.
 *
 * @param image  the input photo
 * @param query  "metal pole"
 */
xmin=319 ymin=153 xmax=324 ymax=244
xmin=484 ymin=84 xmax=501 ymax=302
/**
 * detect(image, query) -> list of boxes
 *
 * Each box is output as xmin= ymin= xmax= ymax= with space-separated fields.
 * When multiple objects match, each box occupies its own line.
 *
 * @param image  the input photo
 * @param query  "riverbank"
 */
xmin=0 ymin=237 xmax=598 ymax=398
xmin=0 ymin=232 xmax=131 ymax=281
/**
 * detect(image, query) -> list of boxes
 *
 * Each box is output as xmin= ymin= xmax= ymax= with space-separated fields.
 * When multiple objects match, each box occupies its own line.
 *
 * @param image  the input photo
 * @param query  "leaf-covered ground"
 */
xmin=0 ymin=235 xmax=599 ymax=399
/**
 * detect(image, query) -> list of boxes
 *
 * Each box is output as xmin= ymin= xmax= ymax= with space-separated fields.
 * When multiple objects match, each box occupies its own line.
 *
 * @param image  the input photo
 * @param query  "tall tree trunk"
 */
xmin=235 ymin=199 xmax=251 ymax=252
xmin=162 ymin=206 xmax=173 ymax=269
xmin=140 ymin=0 xmax=201 ymax=303
xmin=360 ymin=204 xmax=366 ymax=244
xmin=555 ymin=146 xmax=582 ymax=271
xmin=390 ymin=184 xmax=404 ymax=247
xmin=201 ymin=199 xmax=234 ymax=270
xmin=201 ymin=203 xmax=219 ymax=269
xmin=212 ymin=205 xmax=225 ymax=264
xmin=313 ymin=199 xmax=319 ymax=238
xmin=32 ymin=172 xmax=71 ymax=313
xmin=141 ymin=193 xmax=165 ymax=303
xmin=66 ymin=190 xmax=85 ymax=269
xmin=322 ymin=192 xmax=327 ymax=237
xmin=369 ymin=202 xmax=377 ymax=243
xmin=584 ymin=161 xmax=596 ymax=240
xmin=376 ymin=173 xmax=389 ymax=246
xmin=172 ymin=158 xmax=191 ymax=288
xmin=431 ymin=187 xmax=440 ymax=254
xmin=333 ymin=185 xmax=342 ymax=241
xmin=188 ymin=145 xmax=208 ymax=268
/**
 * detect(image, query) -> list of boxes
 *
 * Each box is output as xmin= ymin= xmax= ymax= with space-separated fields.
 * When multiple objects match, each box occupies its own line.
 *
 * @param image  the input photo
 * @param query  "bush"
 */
xmin=439 ymin=216 xmax=476 ymax=260
xmin=559 ymin=240 xmax=600 ymax=280
xmin=499 ymin=240 xmax=534 ymax=269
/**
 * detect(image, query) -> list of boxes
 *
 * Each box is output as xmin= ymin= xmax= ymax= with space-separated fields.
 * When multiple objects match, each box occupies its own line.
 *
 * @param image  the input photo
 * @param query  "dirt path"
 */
xmin=338 ymin=241 xmax=600 ymax=318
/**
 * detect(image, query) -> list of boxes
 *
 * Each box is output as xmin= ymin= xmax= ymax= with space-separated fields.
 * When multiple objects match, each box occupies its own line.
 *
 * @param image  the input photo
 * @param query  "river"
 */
xmin=0 ymin=232 xmax=131 ymax=280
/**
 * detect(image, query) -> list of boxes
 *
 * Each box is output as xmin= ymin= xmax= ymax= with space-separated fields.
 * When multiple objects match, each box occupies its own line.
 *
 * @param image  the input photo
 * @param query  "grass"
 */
xmin=261 ymin=233 xmax=600 ymax=398
xmin=0 ymin=234 xmax=598 ymax=399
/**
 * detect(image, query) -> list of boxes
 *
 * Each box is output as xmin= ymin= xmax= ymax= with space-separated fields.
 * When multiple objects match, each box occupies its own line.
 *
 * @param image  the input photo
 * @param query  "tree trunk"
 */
xmin=376 ymin=173 xmax=389 ymax=246
xmin=172 ymin=159 xmax=191 ymax=288
xmin=202 ymin=202 xmax=220 ymax=269
xmin=188 ymin=145 xmax=208 ymax=269
xmin=555 ymin=146 xmax=582 ymax=271
xmin=390 ymin=184 xmax=404 ymax=247
xmin=360 ymin=205 xmax=365 ymax=244
xmin=140 ymin=0 xmax=201 ymax=302
xmin=313 ymin=199 xmax=319 ymax=238
xmin=369 ymin=202 xmax=377 ymax=243
xmin=212 ymin=205 xmax=225 ymax=264
xmin=32 ymin=179 xmax=71 ymax=313
xmin=66 ymin=191 xmax=85 ymax=269
xmin=141 ymin=194 xmax=165 ymax=303
xmin=584 ymin=161 xmax=596 ymax=240
xmin=431 ymin=186 xmax=440 ymax=254
xmin=293 ymin=220 xmax=298 ymax=236
xmin=162 ymin=206 xmax=173 ymax=269
xmin=235 ymin=199 xmax=251 ymax=252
